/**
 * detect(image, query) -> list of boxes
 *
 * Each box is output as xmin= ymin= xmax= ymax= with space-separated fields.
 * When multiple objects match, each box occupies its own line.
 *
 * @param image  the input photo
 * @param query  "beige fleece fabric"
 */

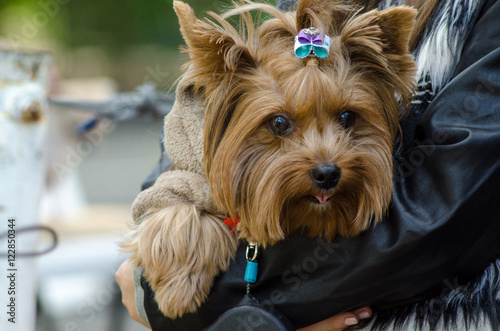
xmin=132 ymin=74 xmax=217 ymax=223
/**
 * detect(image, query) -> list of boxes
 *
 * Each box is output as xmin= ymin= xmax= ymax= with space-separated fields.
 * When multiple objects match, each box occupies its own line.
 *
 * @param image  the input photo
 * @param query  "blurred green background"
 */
xmin=0 ymin=0 xmax=272 ymax=90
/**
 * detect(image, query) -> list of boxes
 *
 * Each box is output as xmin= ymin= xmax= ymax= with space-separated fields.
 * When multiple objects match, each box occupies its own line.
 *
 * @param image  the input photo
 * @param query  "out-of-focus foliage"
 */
xmin=0 ymin=0 xmax=276 ymax=89
xmin=0 ymin=0 xmax=244 ymax=52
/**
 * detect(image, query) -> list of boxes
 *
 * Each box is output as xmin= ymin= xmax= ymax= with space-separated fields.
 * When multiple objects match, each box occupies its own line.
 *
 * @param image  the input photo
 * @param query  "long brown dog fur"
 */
xmin=123 ymin=0 xmax=417 ymax=319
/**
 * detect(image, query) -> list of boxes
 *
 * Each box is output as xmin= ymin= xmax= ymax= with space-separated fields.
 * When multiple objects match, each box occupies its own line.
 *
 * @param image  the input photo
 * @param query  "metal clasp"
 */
xmin=245 ymin=242 xmax=258 ymax=262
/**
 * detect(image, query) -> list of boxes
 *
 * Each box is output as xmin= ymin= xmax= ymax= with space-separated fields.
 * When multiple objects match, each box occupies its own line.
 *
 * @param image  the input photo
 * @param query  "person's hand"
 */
xmin=115 ymin=259 xmax=151 ymax=329
xmin=297 ymin=306 xmax=372 ymax=331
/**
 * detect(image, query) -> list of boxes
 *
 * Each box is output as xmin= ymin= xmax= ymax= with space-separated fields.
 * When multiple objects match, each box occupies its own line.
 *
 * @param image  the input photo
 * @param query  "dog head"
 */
xmin=174 ymin=0 xmax=416 ymax=244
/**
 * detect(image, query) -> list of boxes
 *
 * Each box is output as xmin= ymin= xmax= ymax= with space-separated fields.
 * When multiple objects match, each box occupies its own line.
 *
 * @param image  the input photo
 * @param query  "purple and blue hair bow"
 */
xmin=294 ymin=27 xmax=331 ymax=59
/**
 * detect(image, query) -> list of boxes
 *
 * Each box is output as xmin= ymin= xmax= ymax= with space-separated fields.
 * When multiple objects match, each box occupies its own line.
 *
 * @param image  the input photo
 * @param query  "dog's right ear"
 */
xmin=174 ymin=2 xmax=259 ymax=194
xmin=173 ymin=1 xmax=256 ymax=87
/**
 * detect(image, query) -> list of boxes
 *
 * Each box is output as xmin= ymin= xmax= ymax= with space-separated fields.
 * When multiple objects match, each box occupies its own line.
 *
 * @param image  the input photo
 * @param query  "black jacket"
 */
xmin=140 ymin=0 xmax=500 ymax=329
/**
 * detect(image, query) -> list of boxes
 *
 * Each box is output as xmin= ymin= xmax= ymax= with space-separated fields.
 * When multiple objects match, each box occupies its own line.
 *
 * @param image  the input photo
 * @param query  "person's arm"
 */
xmin=116 ymin=260 xmax=151 ymax=328
xmin=116 ymin=258 xmax=372 ymax=330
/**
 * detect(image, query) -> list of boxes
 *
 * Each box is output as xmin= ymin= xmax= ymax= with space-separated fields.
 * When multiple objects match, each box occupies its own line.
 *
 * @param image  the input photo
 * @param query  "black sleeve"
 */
xmin=141 ymin=0 xmax=500 ymax=329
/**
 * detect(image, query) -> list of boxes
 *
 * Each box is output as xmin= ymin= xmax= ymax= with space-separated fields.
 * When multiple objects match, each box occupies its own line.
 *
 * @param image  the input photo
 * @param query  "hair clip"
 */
xmin=294 ymin=27 xmax=331 ymax=59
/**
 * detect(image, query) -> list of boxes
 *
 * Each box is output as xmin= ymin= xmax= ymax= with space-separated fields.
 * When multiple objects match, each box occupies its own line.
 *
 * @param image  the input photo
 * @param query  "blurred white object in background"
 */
xmin=40 ymin=77 xmax=118 ymax=225
xmin=0 ymin=49 xmax=51 ymax=331
xmin=35 ymin=75 xmax=152 ymax=331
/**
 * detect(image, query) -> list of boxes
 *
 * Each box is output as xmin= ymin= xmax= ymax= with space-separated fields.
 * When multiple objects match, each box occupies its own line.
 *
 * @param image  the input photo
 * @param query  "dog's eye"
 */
xmin=338 ymin=111 xmax=356 ymax=129
xmin=268 ymin=116 xmax=291 ymax=136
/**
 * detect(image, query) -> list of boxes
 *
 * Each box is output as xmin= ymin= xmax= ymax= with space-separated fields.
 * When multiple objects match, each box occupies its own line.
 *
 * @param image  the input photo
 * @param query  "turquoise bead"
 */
xmin=244 ymin=260 xmax=258 ymax=283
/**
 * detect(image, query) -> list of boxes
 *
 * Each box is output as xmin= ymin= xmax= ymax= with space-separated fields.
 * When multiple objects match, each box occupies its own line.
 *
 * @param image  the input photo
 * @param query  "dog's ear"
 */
xmin=378 ymin=6 xmax=417 ymax=107
xmin=376 ymin=6 xmax=417 ymax=59
xmin=341 ymin=6 xmax=417 ymax=66
xmin=173 ymin=2 xmax=259 ymax=192
xmin=173 ymin=1 xmax=256 ymax=84
xmin=342 ymin=6 xmax=417 ymax=105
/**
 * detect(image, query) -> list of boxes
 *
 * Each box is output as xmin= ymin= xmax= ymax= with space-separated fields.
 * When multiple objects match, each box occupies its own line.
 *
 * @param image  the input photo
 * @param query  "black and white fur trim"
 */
xmin=353 ymin=259 xmax=500 ymax=331
xmin=412 ymin=0 xmax=485 ymax=93
xmin=380 ymin=0 xmax=485 ymax=93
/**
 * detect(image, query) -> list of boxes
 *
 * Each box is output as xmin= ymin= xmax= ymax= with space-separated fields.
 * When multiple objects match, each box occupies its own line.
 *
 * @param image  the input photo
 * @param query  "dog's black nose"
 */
xmin=311 ymin=164 xmax=341 ymax=190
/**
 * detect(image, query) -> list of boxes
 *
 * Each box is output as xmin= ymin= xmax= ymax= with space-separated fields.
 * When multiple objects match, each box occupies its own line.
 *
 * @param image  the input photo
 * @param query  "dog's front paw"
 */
xmin=152 ymin=261 xmax=218 ymax=318
xmin=124 ymin=204 xmax=237 ymax=318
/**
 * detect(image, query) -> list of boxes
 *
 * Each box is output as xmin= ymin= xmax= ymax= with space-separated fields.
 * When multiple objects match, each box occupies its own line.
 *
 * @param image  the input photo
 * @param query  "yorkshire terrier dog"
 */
xmin=124 ymin=0 xmax=416 ymax=319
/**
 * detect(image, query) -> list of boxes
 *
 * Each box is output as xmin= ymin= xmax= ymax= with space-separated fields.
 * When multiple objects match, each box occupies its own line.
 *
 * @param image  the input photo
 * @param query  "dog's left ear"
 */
xmin=342 ymin=6 xmax=417 ymax=59
xmin=378 ymin=6 xmax=417 ymax=106
xmin=376 ymin=6 xmax=417 ymax=60
xmin=173 ymin=1 xmax=256 ymax=86
xmin=342 ymin=6 xmax=417 ymax=104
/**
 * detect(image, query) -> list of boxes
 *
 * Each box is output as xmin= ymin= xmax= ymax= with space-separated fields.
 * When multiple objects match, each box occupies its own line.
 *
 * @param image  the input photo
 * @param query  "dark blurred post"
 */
xmin=0 ymin=49 xmax=51 ymax=330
